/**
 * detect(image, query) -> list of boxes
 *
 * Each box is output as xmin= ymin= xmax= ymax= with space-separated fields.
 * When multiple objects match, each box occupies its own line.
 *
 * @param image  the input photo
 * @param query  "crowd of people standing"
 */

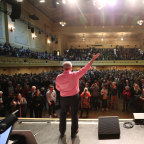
xmin=0 ymin=69 xmax=144 ymax=118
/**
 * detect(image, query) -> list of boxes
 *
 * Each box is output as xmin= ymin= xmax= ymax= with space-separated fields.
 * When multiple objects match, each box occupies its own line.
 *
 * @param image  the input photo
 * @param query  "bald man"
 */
xmin=56 ymin=53 xmax=100 ymax=139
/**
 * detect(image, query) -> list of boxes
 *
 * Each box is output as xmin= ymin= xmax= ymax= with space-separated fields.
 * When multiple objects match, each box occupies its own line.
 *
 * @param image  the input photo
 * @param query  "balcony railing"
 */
xmin=0 ymin=56 xmax=144 ymax=67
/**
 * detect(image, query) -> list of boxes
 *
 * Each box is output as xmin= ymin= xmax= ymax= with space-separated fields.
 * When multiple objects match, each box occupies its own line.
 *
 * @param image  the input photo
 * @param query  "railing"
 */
xmin=0 ymin=56 xmax=144 ymax=67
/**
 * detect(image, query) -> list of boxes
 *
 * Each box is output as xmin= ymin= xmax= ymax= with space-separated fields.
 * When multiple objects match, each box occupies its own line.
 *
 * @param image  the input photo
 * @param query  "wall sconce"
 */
xmin=8 ymin=25 xmax=15 ymax=32
xmin=32 ymin=33 xmax=37 ymax=39
xmin=47 ymin=39 xmax=51 ymax=44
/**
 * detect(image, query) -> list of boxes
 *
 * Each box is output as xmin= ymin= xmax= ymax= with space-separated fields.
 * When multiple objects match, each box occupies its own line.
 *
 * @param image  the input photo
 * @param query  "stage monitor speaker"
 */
xmin=10 ymin=3 xmax=21 ymax=20
xmin=98 ymin=116 xmax=120 ymax=140
xmin=133 ymin=113 xmax=144 ymax=125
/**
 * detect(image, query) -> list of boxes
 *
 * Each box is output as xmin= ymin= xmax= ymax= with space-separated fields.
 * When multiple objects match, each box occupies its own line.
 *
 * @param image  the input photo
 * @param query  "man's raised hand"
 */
xmin=92 ymin=53 xmax=100 ymax=60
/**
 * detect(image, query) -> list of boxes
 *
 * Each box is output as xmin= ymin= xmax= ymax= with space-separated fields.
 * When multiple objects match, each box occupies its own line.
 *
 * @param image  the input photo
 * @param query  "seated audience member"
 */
xmin=100 ymin=85 xmax=108 ymax=112
xmin=80 ymin=88 xmax=91 ymax=118
xmin=122 ymin=86 xmax=131 ymax=112
xmin=46 ymin=85 xmax=57 ymax=118
xmin=140 ymin=88 xmax=144 ymax=112
xmin=0 ymin=91 xmax=5 ymax=117
xmin=12 ymin=93 xmax=27 ymax=117
xmin=133 ymin=84 xmax=142 ymax=112
xmin=33 ymin=89 xmax=45 ymax=118
xmin=110 ymin=82 xmax=118 ymax=110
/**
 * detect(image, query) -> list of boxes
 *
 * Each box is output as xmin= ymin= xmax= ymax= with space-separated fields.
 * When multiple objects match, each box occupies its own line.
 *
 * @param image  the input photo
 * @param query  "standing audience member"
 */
xmin=12 ymin=93 xmax=27 ymax=117
xmin=110 ymin=82 xmax=118 ymax=110
xmin=101 ymin=85 xmax=108 ymax=111
xmin=80 ymin=88 xmax=91 ymax=118
xmin=33 ymin=89 xmax=45 ymax=118
xmin=46 ymin=85 xmax=57 ymax=118
xmin=0 ymin=91 xmax=5 ymax=117
xmin=90 ymin=83 xmax=100 ymax=110
xmin=133 ymin=84 xmax=142 ymax=112
xmin=122 ymin=86 xmax=131 ymax=112
xmin=28 ymin=86 xmax=36 ymax=117
xmin=140 ymin=88 xmax=144 ymax=112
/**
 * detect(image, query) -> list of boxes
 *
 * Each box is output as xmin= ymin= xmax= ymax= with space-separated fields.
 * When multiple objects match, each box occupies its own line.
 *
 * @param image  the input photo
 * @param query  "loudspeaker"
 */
xmin=10 ymin=3 xmax=21 ymax=20
xmin=31 ymin=27 xmax=34 ymax=33
xmin=98 ymin=116 xmax=120 ymax=140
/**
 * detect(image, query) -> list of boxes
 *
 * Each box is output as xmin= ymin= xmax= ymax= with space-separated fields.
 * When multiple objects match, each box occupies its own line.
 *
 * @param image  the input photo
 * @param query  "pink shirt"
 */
xmin=56 ymin=62 xmax=91 ymax=97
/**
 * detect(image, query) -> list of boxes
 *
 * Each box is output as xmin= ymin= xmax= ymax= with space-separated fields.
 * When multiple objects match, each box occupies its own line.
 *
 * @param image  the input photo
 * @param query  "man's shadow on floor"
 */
xmin=58 ymin=135 xmax=80 ymax=144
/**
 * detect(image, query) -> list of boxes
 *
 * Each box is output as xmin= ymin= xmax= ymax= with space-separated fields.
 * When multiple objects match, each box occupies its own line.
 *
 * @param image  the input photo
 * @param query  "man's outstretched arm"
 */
xmin=75 ymin=53 xmax=100 ymax=79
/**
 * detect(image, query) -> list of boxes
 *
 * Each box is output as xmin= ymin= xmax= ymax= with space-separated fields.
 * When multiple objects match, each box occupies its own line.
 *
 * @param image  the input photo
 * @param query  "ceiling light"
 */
xmin=121 ymin=37 xmax=124 ymax=41
xmin=59 ymin=21 xmax=66 ymax=26
xmin=62 ymin=0 xmax=66 ymax=4
xmin=68 ymin=0 xmax=76 ymax=4
xmin=40 ymin=0 xmax=45 ymax=3
xmin=137 ymin=20 xmax=144 ymax=26
xmin=108 ymin=0 xmax=117 ymax=6
xmin=93 ymin=0 xmax=106 ymax=10
xmin=56 ymin=1 xmax=60 ymax=5
xmin=16 ymin=0 xmax=23 ymax=2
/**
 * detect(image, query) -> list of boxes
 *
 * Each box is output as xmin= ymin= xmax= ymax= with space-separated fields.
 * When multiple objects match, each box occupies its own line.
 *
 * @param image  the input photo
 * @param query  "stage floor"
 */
xmin=12 ymin=119 xmax=144 ymax=144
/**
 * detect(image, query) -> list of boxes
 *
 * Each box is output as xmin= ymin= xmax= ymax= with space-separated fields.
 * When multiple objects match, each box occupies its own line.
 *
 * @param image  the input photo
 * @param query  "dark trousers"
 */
xmin=34 ymin=107 xmax=43 ymax=118
xmin=91 ymin=97 xmax=100 ymax=109
xmin=80 ymin=108 xmax=89 ymax=118
xmin=29 ymin=103 xmax=34 ymax=118
xmin=59 ymin=94 xmax=79 ymax=136
xmin=123 ymin=99 xmax=129 ymax=111
xmin=48 ymin=101 xmax=55 ymax=115
xmin=102 ymin=99 xmax=107 ymax=109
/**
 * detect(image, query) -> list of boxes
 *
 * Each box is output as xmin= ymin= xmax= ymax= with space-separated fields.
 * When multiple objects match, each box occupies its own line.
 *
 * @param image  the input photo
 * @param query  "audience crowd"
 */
xmin=63 ymin=47 xmax=144 ymax=61
xmin=0 ymin=69 xmax=144 ymax=118
xmin=0 ymin=43 xmax=61 ymax=60
xmin=0 ymin=43 xmax=144 ymax=61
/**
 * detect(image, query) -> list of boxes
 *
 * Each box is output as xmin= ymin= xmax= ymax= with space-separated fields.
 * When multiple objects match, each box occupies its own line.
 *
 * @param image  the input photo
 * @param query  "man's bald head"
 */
xmin=63 ymin=61 xmax=72 ymax=71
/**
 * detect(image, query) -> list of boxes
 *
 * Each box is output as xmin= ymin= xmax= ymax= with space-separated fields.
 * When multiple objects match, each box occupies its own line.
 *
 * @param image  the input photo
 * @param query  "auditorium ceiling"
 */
xmin=26 ymin=0 xmax=144 ymax=27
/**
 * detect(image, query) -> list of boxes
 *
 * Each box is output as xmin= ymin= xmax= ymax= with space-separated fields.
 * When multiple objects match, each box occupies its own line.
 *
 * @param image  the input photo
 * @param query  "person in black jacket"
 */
xmin=28 ymin=86 xmax=36 ymax=118
xmin=33 ymin=89 xmax=45 ymax=118
xmin=133 ymin=84 xmax=142 ymax=112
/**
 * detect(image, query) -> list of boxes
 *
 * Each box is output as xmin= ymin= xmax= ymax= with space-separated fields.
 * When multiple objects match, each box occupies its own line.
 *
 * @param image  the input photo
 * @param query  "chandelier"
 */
xmin=59 ymin=21 xmax=67 ymax=27
xmin=137 ymin=20 xmax=144 ymax=26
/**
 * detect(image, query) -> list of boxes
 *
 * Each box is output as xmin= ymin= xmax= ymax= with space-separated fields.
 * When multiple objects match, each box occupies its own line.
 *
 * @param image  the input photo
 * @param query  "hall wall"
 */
xmin=65 ymin=36 xmax=140 ymax=50
xmin=0 ymin=66 xmax=143 ymax=75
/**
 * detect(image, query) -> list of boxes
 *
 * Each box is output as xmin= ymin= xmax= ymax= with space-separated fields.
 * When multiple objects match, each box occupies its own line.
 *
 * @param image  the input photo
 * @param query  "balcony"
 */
xmin=0 ymin=56 xmax=144 ymax=67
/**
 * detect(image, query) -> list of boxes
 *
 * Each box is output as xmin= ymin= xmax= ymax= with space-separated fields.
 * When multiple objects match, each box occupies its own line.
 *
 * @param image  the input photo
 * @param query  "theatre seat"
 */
xmin=9 ymin=130 xmax=37 ymax=144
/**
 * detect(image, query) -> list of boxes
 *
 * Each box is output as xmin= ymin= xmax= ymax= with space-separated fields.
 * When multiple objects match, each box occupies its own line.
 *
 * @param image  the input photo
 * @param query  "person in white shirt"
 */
xmin=46 ymin=85 xmax=56 ymax=118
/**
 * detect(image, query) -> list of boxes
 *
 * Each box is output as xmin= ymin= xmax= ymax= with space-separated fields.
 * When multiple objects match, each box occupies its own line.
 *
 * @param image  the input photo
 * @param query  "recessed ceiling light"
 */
xmin=16 ymin=0 xmax=23 ymax=2
xmin=40 ymin=0 xmax=45 ymax=3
